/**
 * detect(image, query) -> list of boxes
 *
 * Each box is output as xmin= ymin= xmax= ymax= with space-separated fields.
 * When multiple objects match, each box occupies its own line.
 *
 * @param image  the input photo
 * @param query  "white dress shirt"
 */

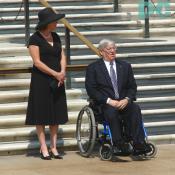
xmin=103 ymin=59 xmax=118 ymax=103
xmin=103 ymin=59 xmax=117 ymax=75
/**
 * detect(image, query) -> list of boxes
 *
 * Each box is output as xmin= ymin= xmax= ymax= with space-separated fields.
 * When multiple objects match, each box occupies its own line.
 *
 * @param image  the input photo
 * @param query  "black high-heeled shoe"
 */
xmin=40 ymin=151 xmax=52 ymax=160
xmin=49 ymin=151 xmax=63 ymax=159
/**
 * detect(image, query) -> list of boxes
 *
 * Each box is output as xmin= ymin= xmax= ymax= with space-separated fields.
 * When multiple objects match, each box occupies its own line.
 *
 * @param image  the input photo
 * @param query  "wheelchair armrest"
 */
xmin=87 ymin=98 xmax=95 ymax=104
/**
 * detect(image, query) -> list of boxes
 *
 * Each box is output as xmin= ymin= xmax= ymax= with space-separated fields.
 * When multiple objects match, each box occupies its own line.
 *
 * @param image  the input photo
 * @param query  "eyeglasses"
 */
xmin=102 ymin=47 xmax=117 ymax=53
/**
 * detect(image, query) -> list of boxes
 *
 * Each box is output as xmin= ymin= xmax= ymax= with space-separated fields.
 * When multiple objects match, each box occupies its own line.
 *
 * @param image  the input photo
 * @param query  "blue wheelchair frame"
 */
xmin=100 ymin=120 xmax=148 ymax=144
xmin=99 ymin=121 xmax=113 ymax=145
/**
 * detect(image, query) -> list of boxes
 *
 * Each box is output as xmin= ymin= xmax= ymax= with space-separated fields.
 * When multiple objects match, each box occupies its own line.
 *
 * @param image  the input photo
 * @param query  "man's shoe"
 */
xmin=113 ymin=144 xmax=132 ymax=156
xmin=113 ymin=146 xmax=123 ymax=156
xmin=132 ymin=149 xmax=145 ymax=156
xmin=144 ymin=144 xmax=152 ymax=153
xmin=133 ymin=143 xmax=152 ymax=156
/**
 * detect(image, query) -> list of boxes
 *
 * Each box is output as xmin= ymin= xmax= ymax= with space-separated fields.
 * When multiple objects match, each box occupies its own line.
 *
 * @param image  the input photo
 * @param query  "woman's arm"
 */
xmin=60 ymin=48 xmax=67 ymax=76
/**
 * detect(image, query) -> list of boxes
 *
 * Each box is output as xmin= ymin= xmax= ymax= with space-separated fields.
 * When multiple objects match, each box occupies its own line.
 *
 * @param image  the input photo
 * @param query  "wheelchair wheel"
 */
xmin=76 ymin=106 xmax=96 ymax=157
xmin=144 ymin=142 xmax=158 ymax=158
xmin=99 ymin=143 xmax=113 ymax=161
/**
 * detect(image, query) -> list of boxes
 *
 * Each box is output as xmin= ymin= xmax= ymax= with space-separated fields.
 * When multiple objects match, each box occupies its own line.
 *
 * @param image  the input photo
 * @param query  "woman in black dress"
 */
xmin=26 ymin=8 xmax=68 ymax=160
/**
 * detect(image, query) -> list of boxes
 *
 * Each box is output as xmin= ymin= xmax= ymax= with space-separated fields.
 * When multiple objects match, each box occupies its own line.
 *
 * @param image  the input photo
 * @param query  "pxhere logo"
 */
xmin=138 ymin=0 xmax=171 ymax=19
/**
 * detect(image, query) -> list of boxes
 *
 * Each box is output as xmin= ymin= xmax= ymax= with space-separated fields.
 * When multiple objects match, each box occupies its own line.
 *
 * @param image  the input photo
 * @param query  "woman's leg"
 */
xmin=36 ymin=125 xmax=49 ymax=157
xmin=49 ymin=125 xmax=59 ymax=154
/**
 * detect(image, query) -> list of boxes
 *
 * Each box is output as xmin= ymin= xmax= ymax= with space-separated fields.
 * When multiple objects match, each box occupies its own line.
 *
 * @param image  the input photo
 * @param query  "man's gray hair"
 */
xmin=98 ymin=39 xmax=115 ymax=50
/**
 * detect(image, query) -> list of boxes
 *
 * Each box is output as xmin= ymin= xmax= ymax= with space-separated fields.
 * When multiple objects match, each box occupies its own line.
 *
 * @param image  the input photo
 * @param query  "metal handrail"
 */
xmin=144 ymin=0 xmax=150 ymax=38
xmin=113 ymin=0 xmax=119 ymax=12
xmin=23 ymin=0 xmax=30 ymax=45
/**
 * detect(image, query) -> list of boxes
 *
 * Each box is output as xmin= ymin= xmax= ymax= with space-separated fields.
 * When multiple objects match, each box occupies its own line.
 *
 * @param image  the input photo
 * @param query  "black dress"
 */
xmin=25 ymin=31 xmax=68 ymax=125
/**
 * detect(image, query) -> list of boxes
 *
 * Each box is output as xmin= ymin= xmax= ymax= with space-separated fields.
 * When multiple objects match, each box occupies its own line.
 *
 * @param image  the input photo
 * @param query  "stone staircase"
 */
xmin=0 ymin=0 xmax=175 ymax=155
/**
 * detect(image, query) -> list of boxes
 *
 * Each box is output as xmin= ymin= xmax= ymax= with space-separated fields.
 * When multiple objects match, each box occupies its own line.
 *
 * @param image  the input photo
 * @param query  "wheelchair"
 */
xmin=76 ymin=102 xmax=157 ymax=161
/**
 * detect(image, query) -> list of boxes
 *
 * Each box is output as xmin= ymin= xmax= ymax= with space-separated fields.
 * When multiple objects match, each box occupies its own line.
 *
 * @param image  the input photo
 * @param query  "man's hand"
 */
xmin=108 ymin=99 xmax=120 ymax=108
xmin=108 ymin=98 xmax=129 ymax=110
xmin=117 ymin=99 xmax=129 ymax=110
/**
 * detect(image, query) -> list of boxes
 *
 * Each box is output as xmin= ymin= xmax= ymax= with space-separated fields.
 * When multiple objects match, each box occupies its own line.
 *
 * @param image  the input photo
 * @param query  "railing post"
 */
xmin=23 ymin=0 xmax=30 ymax=45
xmin=113 ymin=0 xmax=119 ymax=12
xmin=65 ymin=27 xmax=71 ymax=89
xmin=144 ymin=0 xmax=150 ymax=38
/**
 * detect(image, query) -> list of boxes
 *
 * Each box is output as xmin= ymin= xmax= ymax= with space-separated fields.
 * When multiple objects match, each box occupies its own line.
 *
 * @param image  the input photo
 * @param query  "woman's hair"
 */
xmin=35 ymin=24 xmax=48 ymax=31
xmin=98 ymin=39 xmax=115 ymax=50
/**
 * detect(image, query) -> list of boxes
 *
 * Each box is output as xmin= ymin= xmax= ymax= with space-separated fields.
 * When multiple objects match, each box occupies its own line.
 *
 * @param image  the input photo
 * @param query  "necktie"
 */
xmin=110 ymin=61 xmax=119 ymax=99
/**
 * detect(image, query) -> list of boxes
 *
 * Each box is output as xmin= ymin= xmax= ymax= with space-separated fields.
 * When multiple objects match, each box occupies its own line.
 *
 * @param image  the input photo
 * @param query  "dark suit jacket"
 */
xmin=85 ymin=58 xmax=137 ymax=104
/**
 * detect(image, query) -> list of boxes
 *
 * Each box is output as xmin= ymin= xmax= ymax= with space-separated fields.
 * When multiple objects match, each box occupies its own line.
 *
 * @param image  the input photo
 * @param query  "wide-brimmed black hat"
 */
xmin=35 ymin=7 xmax=65 ymax=30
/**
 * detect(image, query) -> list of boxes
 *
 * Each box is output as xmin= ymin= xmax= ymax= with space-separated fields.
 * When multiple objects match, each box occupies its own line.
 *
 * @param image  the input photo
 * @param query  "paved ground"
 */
xmin=0 ymin=144 xmax=174 ymax=175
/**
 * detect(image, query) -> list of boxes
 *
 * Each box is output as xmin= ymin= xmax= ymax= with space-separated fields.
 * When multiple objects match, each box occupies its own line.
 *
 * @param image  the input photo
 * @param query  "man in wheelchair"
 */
xmin=85 ymin=39 xmax=152 ymax=156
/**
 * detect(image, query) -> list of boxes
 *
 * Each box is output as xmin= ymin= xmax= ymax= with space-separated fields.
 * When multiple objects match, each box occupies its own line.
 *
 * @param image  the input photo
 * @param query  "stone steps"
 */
xmin=0 ymin=13 xmax=137 ymax=25
xmin=0 ymin=112 xmax=78 ymax=128
xmin=0 ymin=99 xmax=88 ymax=115
xmin=135 ymin=72 xmax=175 ymax=86
xmin=1 ymin=71 xmax=175 ymax=86
xmin=1 ymin=52 xmax=175 ymax=66
xmin=69 ymin=51 xmax=175 ymax=64
xmin=0 ymin=78 xmax=175 ymax=97
xmin=0 ymin=18 xmax=173 ymax=27
xmin=1 ymin=133 xmax=175 ymax=155
xmin=1 ymin=106 xmax=175 ymax=128
xmin=0 ymin=0 xmax=175 ymax=156
xmin=1 ymin=27 xmax=175 ymax=43
xmin=142 ymin=108 xmax=175 ymax=123
xmin=0 ymin=95 xmax=175 ymax=120
xmin=0 ymin=78 xmax=175 ymax=95
xmin=0 ymin=138 xmax=77 ymax=156
xmin=137 ymin=84 xmax=175 ymax=98
xmin=0 ymin=124 xmax=76 ymax=141
xmin=2 ymin=11 xmax=175 ymax=25
xmin=72 ymin=74 xmax=175 ymax=88
xmin=0 ymin=5 xmax=114 ymax=16
xmin=0 ymin=0 xmax=113 ymax=7
xmin=0 ymin=121 xmax=175 ymax=143
xmin=1 ymin=19 xmax=175 ymax=34
xmin=0 ymin=0 xmax=173 ymax=5
xmin=0 ymin=89 xmax=86 ymax=102
xmin=0 ymin=133 xmax=174 ymax=155
xmin=0 ymin=70 xmax=175 ymax=89
xmin=0 ymin=88 xmax=174 ymax=105
xmin=138 ymin=96 xmax=175 ymax=110
xmin=0 ymin=41 xmax=175 ymax=57
xmin=1 ymin=3 xmax=175 ymax=15
xmin=1 ymin=107 xmax=175 ymax=129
